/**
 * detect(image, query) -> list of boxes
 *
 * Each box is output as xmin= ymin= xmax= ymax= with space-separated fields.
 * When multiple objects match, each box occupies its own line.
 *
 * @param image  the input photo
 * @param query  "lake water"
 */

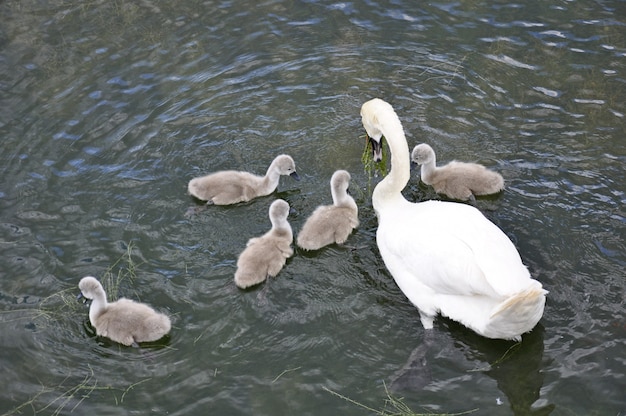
xmin=1 ymin=0 xmax=624 ymax=415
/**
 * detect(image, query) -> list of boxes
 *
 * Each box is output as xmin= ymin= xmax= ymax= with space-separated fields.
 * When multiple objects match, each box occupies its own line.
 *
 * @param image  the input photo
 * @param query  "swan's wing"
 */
xmin=378 ymin=201 xmax=531 ymax=298
xmin=466 ymin=226 xmax=532 ymax=294
xmin=439 ymin=203 xmax=533 ymax=294
xmin=378 ymin=219 xmax=497 ymax=298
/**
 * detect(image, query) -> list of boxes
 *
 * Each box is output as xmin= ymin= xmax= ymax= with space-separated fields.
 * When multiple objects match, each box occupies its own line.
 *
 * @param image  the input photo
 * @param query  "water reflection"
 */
xmin=391 ymin=324 xmax=554 ymax=415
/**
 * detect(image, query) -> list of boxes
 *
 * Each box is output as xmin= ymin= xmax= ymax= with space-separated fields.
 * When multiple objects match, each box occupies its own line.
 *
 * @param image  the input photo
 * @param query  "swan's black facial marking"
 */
xmin=368 ymin=134 xmax=383 ymax=162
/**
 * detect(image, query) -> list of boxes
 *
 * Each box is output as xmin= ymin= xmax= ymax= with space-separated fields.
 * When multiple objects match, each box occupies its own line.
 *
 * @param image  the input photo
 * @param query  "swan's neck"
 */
xmin=372 ymin=116 xmax=411 ymax=216
xmin=88 ymin=288 xmax=109 ymax=324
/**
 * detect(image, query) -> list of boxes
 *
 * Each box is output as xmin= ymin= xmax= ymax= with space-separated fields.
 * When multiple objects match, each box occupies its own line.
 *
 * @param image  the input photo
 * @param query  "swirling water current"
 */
xmin=0 ymin=1 xmax=624 ymax=415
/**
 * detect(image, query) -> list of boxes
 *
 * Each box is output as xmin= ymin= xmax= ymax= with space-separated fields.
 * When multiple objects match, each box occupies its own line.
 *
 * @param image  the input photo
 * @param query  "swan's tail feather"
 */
xmin=484 ymin=287 xmax=547 ymax=341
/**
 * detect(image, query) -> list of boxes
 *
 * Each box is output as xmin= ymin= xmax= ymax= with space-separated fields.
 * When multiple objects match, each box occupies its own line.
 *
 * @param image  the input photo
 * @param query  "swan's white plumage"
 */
xmin=234 ymin=199 xmax=293 ymax=289
xmin=188 ymin=154 xmax=299 ymax=205
xmin=411 ymin=143 xmax=504 ymax=201
xmin=78 ymin=276 xmax=171 ymax=346
xmin=297 ymin=170 xmax=359 ymax=250
xmin=360 ymin=98 xmax=546 ymax=341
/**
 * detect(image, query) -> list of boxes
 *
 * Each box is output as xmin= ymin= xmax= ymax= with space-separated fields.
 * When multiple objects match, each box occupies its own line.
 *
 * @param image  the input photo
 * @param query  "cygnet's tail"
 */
xmin=484 ymin=286 xmax=547 ymax=341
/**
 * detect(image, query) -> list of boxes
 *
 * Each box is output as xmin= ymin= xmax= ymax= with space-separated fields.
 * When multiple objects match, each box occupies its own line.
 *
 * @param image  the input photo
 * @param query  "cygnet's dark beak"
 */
xmin=290 ymin=171 xmax=301 ymax=181
xmin=77 ymin=292 xmax=89 ymax=305
xmin=368 ymin=134 xmax=383 ymax=162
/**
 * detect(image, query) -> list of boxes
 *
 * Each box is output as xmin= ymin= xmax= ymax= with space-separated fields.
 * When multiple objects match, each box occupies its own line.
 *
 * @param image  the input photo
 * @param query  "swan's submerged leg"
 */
xmin=389 ymin=332 xmax=434 ymax=391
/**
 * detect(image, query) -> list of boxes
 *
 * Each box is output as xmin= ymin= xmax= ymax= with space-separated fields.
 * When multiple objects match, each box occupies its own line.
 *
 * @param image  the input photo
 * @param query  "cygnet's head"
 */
xmin=411 ymin=143 xmax=436 ymax=166
xmin=78 ymin=276 xmax=102 ymax=299
xmin=269 ymin=199 xmax=290 ymax=220
xmin=273 ymin=155 xmax=300 ymax=180
xmin=331 ymin=170 xmax=351 ymax=192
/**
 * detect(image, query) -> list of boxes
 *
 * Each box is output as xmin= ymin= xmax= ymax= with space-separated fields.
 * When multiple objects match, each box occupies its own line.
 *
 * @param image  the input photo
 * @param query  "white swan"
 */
xmin=78 ymin=276 xmax=171 ymax=346
xmin=411 ymin=143 xmax=504 ymax=201
xmin=188 ymin=154 xmax=300 ymax=205
xmin=297 ymin=170 xmax=359 ymax=250
xmin=234 ymin=199 xmax=294 ymax=289
xmin=361 ymin=98 xmax=546 ymax=341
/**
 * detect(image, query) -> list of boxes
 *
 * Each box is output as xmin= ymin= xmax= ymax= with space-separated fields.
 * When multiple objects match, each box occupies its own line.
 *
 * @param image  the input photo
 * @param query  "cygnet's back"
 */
xmin=411 ymin=143 xmax=504 ymax=201
xmin=234 ymin=199 xmax=293 ymax=289
xmin=188 ymin=154 xmax=299 ymax=205
xmin=78 ymin=276 xmax=171 ymax=346
xmin=297 ymin=170 xmax=359 ymax=250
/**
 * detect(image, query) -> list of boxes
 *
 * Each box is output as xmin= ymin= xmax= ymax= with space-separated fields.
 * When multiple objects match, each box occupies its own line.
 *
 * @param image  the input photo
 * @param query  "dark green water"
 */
xmin=1 ymin=1 xmax=624 ymax=415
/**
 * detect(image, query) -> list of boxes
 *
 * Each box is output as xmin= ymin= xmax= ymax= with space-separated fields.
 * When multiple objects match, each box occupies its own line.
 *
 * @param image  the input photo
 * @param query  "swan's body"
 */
xmin=361 ymin=98 xmax=546 ymax=341
xmin=78 ymin=276 xmax=171 ymax=346
xmin=188 ymin=154 xmax=300 ymax=205
xmin=297 ymin=170 xmax=359 ymax=250
xmin=234 ymin=199 xmax=294 ymax=289
xmin=411 ymin=143 xmax=504 ymax=201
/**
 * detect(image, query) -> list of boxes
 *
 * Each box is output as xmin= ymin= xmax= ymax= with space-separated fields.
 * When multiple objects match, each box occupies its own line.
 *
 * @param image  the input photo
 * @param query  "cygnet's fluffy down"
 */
xmin=188 ymin=154 xmax=300 ymax=205
xmin=411 ymin=143 xmax=504 ymax=201
xmin=297 ymin=170 xmax=359 ymax=250
xmin=78 ymin=276 xmax=171 ymax=346
xmin=234 ymin=199 xmax=293 ymax=289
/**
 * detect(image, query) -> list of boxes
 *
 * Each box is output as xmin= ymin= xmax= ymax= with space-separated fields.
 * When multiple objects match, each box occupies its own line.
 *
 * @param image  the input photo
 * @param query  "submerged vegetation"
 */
xmin=361 ymin=133 xmax=389 ymax=193
xmin=2 ymin=365 xmax=152 ymax=416
xmin=39 ymin=242 xmax=141 ymax=325
xmin=323 ymin=382 xmax=477 ymax=416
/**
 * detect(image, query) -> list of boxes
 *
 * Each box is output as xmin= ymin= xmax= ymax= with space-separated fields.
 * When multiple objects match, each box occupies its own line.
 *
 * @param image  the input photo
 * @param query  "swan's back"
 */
xmin=234 ymin=199 xmax=294 ymax=288
xmin=379 ymin=201 xmax=531 ymax=296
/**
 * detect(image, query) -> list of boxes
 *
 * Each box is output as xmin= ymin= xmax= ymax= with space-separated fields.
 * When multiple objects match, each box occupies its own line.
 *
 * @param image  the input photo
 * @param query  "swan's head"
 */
xmin=273 ymin=155 xmax=300 ymax=181
xmin=78 ymin=276 xmax=103 ymax=300
xmin=411 ymin=143 xmax=435 ymax=166
xmin=360 ymin=98 xmax=394 ymax=162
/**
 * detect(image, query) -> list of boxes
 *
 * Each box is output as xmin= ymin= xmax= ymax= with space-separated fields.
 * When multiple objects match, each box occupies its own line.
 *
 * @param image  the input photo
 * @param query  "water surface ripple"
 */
xmin=0 ymin=0 xmax=624 ymax=415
